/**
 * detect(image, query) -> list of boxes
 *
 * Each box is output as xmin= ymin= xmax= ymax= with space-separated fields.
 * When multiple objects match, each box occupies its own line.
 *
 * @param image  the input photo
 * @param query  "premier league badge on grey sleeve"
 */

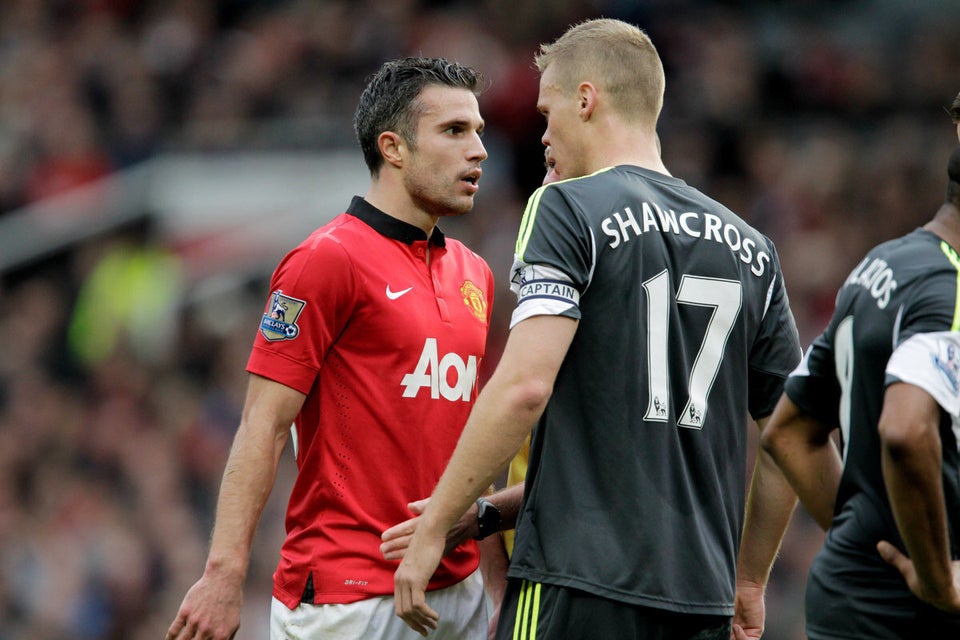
xmin=934 ymin=337 xmax=960 ymax=395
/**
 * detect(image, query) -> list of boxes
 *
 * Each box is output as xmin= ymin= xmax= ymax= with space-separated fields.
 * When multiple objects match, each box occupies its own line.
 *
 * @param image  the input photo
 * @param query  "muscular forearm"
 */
xmin=451 ymin=482 xmax=525 ymax=545
xmin=168 ymin=375 xmax=301 ymax=640
xmin=206 ymin=420 xmax=289 ymax=579
xmin=418 ymin=318 xmax=574 ymax=541
xmin=419 ymin=378 xmax=543 ymax=540
xmin=380 ymin=480 xmax=527 ymax=563
xmin=488 ymin=483 xmax=524 ymax=532
xmin=394 ymin=316 xmax=575 ymax=636
xmin=760 ymin=397 xmax=840 ymax=531
xmin=738 ymin=447 xmax=797 ymax=586
xmin=882 ymin=421 xmax=952 ymax=595
xmin=779 ymin=441 xmax=840 ymax=531
xmin=478 ymin=533 xmax=509 ymax=602
xmin=884 ymin=448 xmax=952 ymax=592
xmin=876 ymin=383 xmax=960 ymax=612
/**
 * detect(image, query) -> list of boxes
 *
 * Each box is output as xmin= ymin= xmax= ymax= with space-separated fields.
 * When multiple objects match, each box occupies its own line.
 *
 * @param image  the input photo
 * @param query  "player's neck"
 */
xmin=364 ymin=182 xmax=439 ymax=239
xmin=583 ymin=147 xmax=670 ymax=177
xmin=585 ymin=128 xmax=669 ymax=177
xmin=924 ymin=204 xmax=960 ymax=252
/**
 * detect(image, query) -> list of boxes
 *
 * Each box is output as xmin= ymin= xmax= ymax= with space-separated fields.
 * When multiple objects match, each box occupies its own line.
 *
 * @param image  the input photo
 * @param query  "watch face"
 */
xmin=480 ymin=500 xmax=500 ymax=526
xmin=475 ymin=499 xmax=502 ymax=539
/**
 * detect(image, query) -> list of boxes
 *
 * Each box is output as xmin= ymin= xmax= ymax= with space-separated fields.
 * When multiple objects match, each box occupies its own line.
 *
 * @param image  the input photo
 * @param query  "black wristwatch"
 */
xmin=473 ymin=497 xmax=502 ymax=540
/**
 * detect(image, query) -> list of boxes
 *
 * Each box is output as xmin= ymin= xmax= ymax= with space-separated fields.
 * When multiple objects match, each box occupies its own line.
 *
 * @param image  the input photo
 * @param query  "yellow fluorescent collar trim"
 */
xmin=515 ymin=166 xmax=617 ymax=259
xmin=940 ymin=241 xmax=960 ymax=331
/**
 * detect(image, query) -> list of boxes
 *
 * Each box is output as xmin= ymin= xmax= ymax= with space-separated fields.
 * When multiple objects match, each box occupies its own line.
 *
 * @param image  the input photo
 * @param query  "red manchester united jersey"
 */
xmin=247 ymin=196 xmax=494 ymax=608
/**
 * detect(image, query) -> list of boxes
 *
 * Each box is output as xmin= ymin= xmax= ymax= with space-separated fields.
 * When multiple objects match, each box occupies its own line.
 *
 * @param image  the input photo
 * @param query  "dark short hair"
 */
xmin=354 ymin=57 xmax=484 ymax=176
xmin=951 ymin=91 xmax=960 ymax=124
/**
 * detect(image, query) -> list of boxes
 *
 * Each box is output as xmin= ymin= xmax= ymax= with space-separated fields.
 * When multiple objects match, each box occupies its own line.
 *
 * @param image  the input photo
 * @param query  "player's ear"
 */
xmin=378 ymin=131 xmax=405 ymax=168
xmin=578 ymin=82 xmax=597 ymax=121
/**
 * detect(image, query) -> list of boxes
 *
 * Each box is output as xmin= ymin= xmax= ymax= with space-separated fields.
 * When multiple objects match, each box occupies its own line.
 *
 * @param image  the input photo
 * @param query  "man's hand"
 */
xmin=394 ymin=529 xmax=447 ymax=636
xmin=877 ymin=540 xmax=960 ymax=613
xmin=381 ymin=498 xmax=477 ymax=560
xmin=731 ymin=579 xmax=764 ymax=640
xmin=166 ymin=570 xmax=243 ymax=640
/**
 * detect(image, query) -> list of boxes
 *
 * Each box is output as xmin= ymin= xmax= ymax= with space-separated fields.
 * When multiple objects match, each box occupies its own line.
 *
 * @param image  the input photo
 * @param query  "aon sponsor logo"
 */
xmin=401 ymin=338 xmax=478 ymax=402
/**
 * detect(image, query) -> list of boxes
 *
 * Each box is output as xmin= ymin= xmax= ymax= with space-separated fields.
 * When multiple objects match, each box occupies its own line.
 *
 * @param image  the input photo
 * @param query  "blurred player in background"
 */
xmin=393 ymin=18 xmax=801 ymax=640
xmin=166 ymin=56 xmax=495 ymax=640
xmin=754 ymin=100 xmax=960 ymax=638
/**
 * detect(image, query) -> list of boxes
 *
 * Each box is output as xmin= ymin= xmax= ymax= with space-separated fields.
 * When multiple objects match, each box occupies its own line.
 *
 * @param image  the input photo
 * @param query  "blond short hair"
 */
xmin=535 ymin=19 xmax=665 ymax=126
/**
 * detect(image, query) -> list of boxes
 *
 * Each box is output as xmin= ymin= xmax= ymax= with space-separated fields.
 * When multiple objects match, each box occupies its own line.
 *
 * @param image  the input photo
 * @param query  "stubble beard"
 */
xmin=407 ymin=173 xmax=474 ymax=218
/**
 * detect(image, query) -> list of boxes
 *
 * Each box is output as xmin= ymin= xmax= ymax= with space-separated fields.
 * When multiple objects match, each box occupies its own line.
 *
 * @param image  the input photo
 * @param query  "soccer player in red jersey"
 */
xmin=166 ymin=57 xmax=494 ymax=640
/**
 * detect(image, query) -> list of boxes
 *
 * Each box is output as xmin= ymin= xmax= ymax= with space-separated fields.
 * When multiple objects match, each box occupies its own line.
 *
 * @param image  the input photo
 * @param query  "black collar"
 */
xmin=346 ymin=196 xmax=446 ymax=247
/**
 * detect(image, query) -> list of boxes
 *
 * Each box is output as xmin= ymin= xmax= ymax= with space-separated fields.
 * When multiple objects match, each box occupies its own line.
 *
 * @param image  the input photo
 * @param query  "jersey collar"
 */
xmin=347 ymin=196 xmax=446 ymax=247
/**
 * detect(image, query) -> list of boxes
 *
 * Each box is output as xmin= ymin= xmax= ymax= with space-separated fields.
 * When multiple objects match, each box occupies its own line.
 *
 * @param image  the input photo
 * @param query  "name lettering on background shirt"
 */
xmin=401 ymin=338 xmax=478 ymax=401
xmin=844 ymin=256 xmax=898 ymax=309
xmin=599 ymin=202 xmax=771 ymax=276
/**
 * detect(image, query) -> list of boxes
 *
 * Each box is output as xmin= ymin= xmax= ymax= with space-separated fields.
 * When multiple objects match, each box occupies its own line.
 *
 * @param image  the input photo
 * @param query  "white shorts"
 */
xmin=270 ymin=570 xmax=487 ymax=640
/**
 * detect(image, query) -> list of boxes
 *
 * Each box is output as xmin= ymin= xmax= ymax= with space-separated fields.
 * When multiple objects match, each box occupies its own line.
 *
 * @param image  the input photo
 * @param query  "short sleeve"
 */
xmin=509 ymin=185 xmax=593 ymax=327
xmin=247 ymin=234 xmax=357 ymax=394
xmin=886 ymin=331 xmax=960 ymax=418
xmin=747 ymin=246 xmax=803 ymax=419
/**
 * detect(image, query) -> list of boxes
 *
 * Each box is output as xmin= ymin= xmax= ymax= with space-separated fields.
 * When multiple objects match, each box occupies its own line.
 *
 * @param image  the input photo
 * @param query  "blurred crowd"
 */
xmin=1 ymin=0 xmax=959 ymax=638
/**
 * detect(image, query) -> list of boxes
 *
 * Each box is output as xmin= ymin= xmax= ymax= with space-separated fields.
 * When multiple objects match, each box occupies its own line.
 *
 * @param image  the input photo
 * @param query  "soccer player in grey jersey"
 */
xmin=395 ymin=19 xmax=802 ymax=640
xmin=756 ymin=117 xmax=960 ymax=637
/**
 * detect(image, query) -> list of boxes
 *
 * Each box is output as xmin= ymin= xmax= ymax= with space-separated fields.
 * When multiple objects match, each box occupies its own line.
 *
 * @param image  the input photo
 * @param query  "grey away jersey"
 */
xmin=506 ymin=165 xmax=802 ymax=615
xmin=786 ymin=228 xmax=960 ymax=639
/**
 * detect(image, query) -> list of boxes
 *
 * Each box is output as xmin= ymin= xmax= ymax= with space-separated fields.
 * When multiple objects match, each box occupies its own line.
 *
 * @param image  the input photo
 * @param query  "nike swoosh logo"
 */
xmin=386 ymin=285 xmax=413 ymax=300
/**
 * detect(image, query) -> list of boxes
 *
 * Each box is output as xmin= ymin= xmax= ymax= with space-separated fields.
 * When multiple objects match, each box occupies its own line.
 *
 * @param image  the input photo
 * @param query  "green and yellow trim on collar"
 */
xmin=514 ymin=167 xmax=616 ymax=259
xmin=940 ymin=240 xmax=960 ymax=331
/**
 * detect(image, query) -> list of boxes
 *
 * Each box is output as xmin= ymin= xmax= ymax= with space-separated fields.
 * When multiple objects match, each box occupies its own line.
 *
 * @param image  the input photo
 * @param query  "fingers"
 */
xmin=393 ymin=529 xmax=445 ymax=636
xmin=382 ymin=505 xmax=432 ymax=560
xmin=166 ymin=612 xmax=188 ymax=640
xmin=167 ymin=615 xmax=207 ymax=640
xmin=731 ymin=623 xmax=748 ymax=640
xmin=382 ymin=517 xmax=418 ymax=560
xmin=381 ymin=519 xmax=417 ymax=559
xmin=381 ymin=498 xmax=431 ymax=560
xmin=395 ymin=557 xmax=440 ymax=638
xmin=399 ymin=606 xmax=439 ymax=637
xmin=877 ymin=540 xmax=921 ymax=599
xmin=395 ymin=582 xmax=439 ymax=637
xmin=166 ymin=617 xmax=233 ymax=640
xmin=382 ymin=518 xmax=417 ymax=542
xmin=380 ymin=532 xmax=414 ymax=560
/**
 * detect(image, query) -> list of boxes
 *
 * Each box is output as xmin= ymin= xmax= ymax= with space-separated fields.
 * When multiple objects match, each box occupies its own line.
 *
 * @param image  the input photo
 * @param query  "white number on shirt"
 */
xmin=643 ymin=271 xmax=742 ymax=429
xmin=833 ymin=315 xmax=855 ymax=464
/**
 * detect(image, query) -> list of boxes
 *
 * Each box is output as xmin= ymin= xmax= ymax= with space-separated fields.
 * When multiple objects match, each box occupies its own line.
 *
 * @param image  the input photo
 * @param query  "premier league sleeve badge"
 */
xmin=260 ymin=290 xmax=306 ymax=341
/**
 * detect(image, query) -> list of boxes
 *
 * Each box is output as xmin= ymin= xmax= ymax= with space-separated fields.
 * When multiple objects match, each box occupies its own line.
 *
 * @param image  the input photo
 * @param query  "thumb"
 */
xmin=408 ymin=498 xmax=430 ymax=515
xmin=877 ymin=540 xmax=905 ymax=567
